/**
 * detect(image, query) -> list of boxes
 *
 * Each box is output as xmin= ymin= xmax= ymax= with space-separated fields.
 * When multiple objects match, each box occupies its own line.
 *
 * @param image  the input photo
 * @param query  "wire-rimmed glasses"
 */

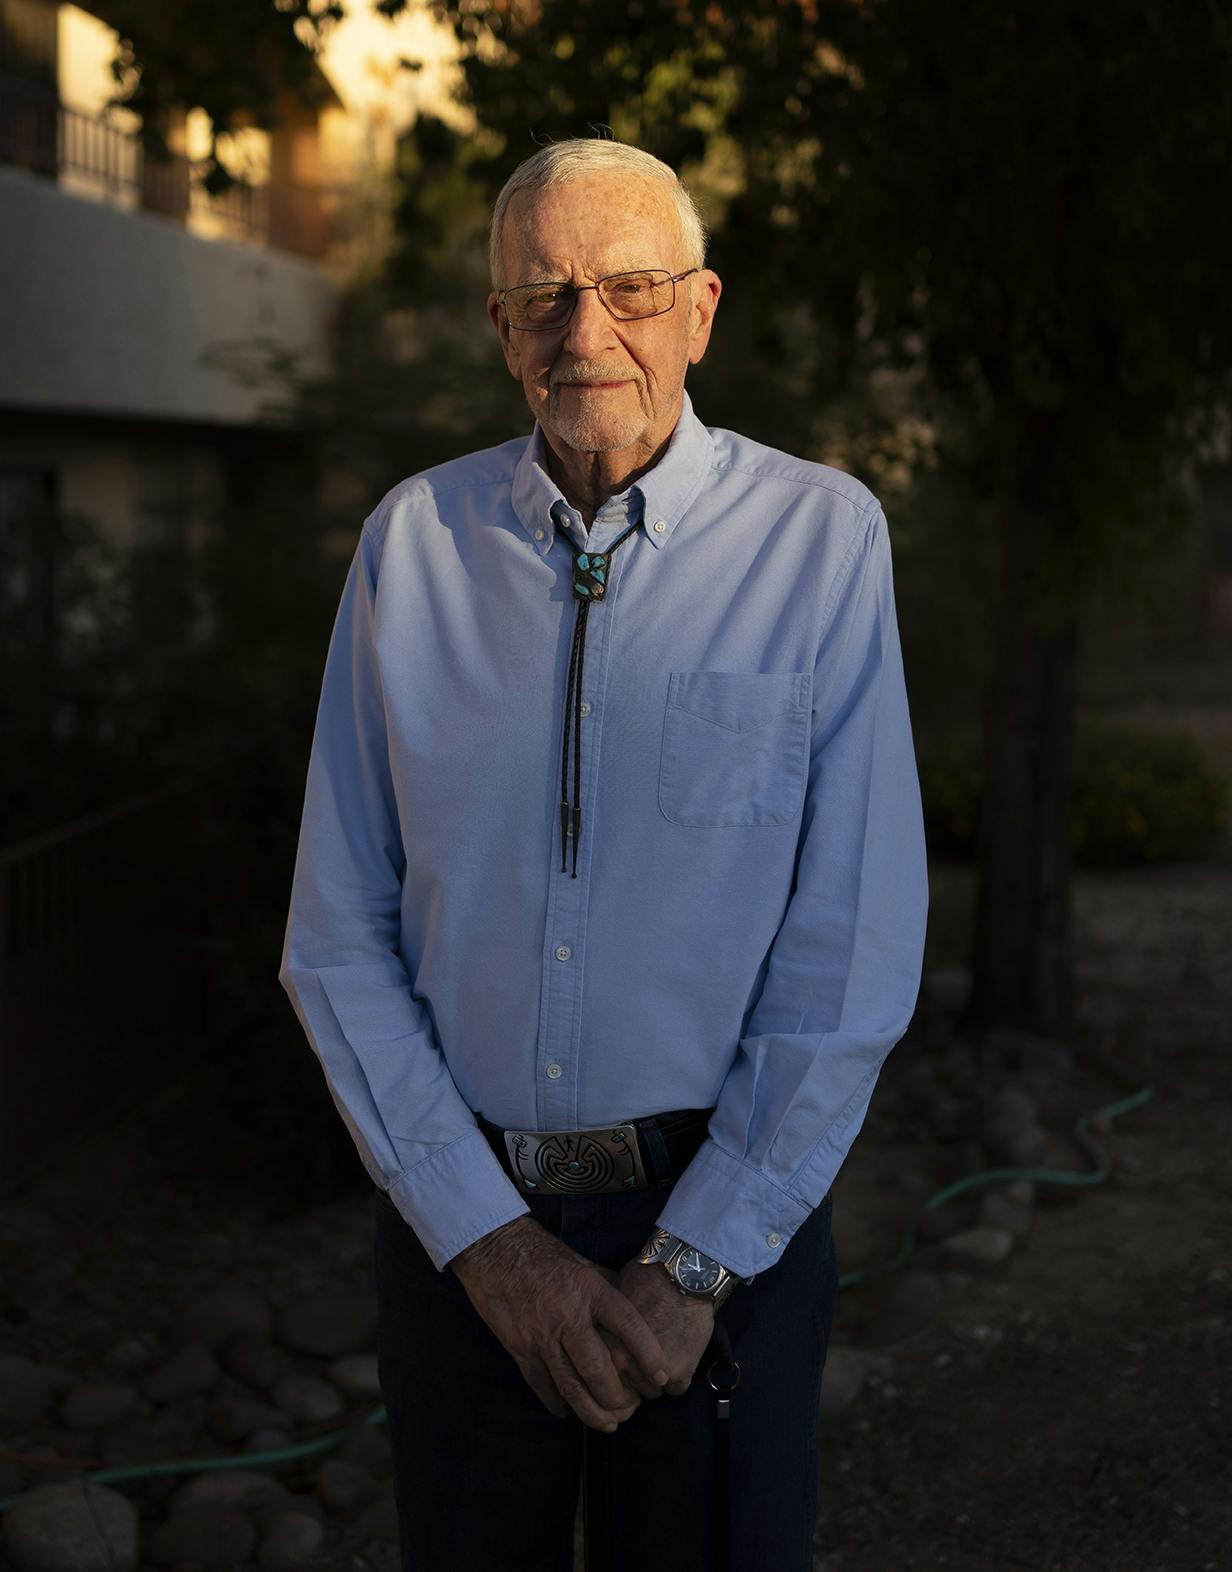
xmin=498 ymin=268 xmax=698 ymax=331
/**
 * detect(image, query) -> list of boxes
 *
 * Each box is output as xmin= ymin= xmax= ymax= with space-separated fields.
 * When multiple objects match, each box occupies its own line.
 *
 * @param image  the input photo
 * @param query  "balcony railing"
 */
xmin=0 ymin=69 xmax=332 ymax=260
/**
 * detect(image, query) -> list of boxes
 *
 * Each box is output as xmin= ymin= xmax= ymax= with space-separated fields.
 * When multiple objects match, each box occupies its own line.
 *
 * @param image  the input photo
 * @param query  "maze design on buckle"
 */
xmin=512 ymin=1131 xmax=629 ymax=1192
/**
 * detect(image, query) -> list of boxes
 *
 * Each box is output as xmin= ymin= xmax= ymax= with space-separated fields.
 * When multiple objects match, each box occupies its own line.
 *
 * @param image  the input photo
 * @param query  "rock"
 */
xmin=0 ymin=1355 xmax=72 ymax=1431
xmin=249 ymin=1483 xmax=322 ymax=1521
xmin=936 ymin=1140 xmax=988 ymax=1185
xmin=337 ymin=1423 xmax=393 ymax=1477
xmin=940 ymin=1225 xmax=1015 ymax=1268
xmin=240 ymin=1427 xmax=296 ymax=1465
xmin=996 ymin=1122 xmax=1050 ymax=1170
xmin=978 ymin=1086 xmax=1050 ymax=1169
xmin=1 ymin=1480 xmax=138 ymax=1572
xmin=150 ymin=1394 xmax=212 ymax=1446
xmin=917 ymin=1201 xmax=975 ymax=1242
xmin=96 ymin=1419 xmax=172 ymax=1467
xmin=251 ymin=1492 xmax=323 ymax=1525
xmin=830 ymin=1213 xmax=883 ymax=1271
xmin=356 ymin=1486 xmax=400 ymax=1539
xmin=891 ymin=1168 xmax=934 ymax=1200
xmin=977 ymin=1192 xmax=1035 ymax=1237
xmin=270 ymin=1371 xmax=345 ymax=1424
xmin=327 ymin=1353 xmax=382 ymax=1400
xmin=917 ymin=1088 xmax=965 ymax=1140
xmin=1034 ymin=1134 xmax=1088 ymax=1204
xmin=139 ymin=1344 xmax=221 ymax=1404
xmin=1004 ymin=1180 xmax=1036 ymax=1207
xmin=819 ymin=1346 xmax=892 ymax=1419
xmin=921 ymin=965 xmax=971 ymax=1016
xmin=983 ymin=1027 xmax=1072 ymax=1082
xmin=59 ymin=1382 xmax=140 ymax=1433
xmin=938 ymin=1044 xmax=978 ymax=1097
xmin=209 ymin=1397 xmax=290 ymax=1445
xmin=146 ymin=1503 xmax=255 ymax=1567
xmin=257 ymin=1509 xmax=324 ymax=1570
xmin=316 ymin=1457 xmax=377 ymax=1513
xmin=171 ymin=1283 xmax=272 ymax=1352
xmin=221 ymin=1333 xmax=295 ymax=1393
xmin=978 ymin=1083 xmax=1037 ymax=1131
xmin=939 ymin=1270 xmax=973 ymax=1295
xmin=877 ymin=1270 xmax=946 ymax=1315
xmin=103 ymin=1334 xmax=158 ymax=1377
xmin=862 ymin=1308 xmax=942 ymax=1349
xmin=277 ymin=1292 xmax=377 ymax=1359
xmin=166 ymin=1469 xmax=289 ymax=1517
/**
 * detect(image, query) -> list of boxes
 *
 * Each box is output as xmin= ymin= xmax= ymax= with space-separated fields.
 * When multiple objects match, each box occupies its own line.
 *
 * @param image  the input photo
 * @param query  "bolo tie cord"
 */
xmin=559 ymin=514 xmax=645 ymax=877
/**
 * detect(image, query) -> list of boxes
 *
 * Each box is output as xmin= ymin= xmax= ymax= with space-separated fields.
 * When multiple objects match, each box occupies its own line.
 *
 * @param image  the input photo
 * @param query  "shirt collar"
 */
xmin=510 ymin=389 xmax=715 ymax=557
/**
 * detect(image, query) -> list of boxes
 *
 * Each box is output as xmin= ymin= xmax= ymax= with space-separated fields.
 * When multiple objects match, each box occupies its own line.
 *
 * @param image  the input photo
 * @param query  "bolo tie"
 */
xmin=558 ymin=510 xmax=645 ymax=877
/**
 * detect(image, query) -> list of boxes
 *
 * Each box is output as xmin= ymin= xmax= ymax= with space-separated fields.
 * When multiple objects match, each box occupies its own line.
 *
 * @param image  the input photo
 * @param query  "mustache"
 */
xmin=551 ymin=363 xmax=640 ymax=387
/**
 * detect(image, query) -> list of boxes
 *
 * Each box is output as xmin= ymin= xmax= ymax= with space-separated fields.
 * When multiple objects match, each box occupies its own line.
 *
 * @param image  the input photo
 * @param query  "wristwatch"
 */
xmin=637 ymin=1227 xmax=749 ymax=1309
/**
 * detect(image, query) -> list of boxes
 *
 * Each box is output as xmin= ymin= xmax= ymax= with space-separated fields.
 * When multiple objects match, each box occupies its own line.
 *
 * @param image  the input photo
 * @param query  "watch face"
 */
xmin=675 ymin=1247 xmax=721 ymax=1293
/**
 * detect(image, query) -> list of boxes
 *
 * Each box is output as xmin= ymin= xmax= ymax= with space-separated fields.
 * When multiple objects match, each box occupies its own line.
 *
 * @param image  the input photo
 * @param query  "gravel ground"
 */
xmin=1 ymin=856 xmax=1228 ymax=1572
xmin=815 ymin=859 xmax=1232 ymax=1572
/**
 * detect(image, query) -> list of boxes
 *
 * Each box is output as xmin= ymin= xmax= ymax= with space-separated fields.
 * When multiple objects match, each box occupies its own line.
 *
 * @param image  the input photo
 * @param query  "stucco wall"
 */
xmin=0 ymin=163 xmax=340 ymax=425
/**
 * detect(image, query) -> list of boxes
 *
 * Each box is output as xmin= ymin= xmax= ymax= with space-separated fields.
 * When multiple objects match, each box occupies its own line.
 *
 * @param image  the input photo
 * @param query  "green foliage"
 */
xmin=91 ymin=0 xmax=344 ymax=189
xmin=408 ymin=0 xmax=1232 ymax=617
xmin=920 ymin=722 xmax=1231 ymax=868
xmin=0 ymin=499 xmax=199 ymax=843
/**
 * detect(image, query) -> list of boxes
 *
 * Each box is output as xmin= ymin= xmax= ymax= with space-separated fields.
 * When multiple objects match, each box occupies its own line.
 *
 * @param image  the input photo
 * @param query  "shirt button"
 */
xmin=653 ymin=519 xmax=666 ymax=534
xmin=554 ymin=944 xmax=572 ymax=961
xmin=546 ymin=1063 xmax=563 ymax=1079
xmin=579 ymin=701 xmax=591 ymax=717
xmin=766 ymin=1232 xmax=782 ymax=1248
xmin=534 ymin=528 xmax=545 ymax=541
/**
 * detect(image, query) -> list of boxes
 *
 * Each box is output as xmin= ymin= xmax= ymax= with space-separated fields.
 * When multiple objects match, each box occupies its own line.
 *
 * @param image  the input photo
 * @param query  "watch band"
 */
xmin=637 ymin=1228 xmax=747 ymax=1307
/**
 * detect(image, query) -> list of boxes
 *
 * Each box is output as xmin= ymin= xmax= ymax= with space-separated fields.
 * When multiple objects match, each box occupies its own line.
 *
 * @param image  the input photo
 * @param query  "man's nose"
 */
xmin=563 ymin=286 xmax=620 ymax=357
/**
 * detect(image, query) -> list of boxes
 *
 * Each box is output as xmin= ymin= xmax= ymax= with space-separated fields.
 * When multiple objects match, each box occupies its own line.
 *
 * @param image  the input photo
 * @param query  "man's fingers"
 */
xmin=545 ymin=1339 xmax=637 ymax=1431
xmin=597 ymin=1328 xmax=661 ymax=1400
xmin=560 ymin=1323 xmax=642 ymax=1418
xmin=595 ymin=1286 xmax=671 ymax=1387
xmin=522 ymin=1352 xmax=570 ymax=1419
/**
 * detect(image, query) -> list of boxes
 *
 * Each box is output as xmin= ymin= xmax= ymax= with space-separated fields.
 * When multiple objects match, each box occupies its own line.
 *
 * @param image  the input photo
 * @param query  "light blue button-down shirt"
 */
xmin=278 ymin=391 xmax=928 ymax=1280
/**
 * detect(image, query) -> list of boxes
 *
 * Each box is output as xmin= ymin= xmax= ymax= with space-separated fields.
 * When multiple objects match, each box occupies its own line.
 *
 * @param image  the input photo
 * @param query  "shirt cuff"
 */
xmin=653 ymin=1138 xmax=815 ymax=1280
xmin=386 ymin=1128 xmax=531 ymax=1272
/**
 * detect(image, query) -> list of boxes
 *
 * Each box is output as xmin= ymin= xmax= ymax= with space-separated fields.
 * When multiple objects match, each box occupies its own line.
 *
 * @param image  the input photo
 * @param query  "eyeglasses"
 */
xmin=498 ymin=268 xmax=698 ymax=331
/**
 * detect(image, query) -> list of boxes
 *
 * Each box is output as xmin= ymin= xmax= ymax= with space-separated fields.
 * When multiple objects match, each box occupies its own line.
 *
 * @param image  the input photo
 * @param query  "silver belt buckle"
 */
xmin=503 ymin=1122 xmax=648 ymax=1196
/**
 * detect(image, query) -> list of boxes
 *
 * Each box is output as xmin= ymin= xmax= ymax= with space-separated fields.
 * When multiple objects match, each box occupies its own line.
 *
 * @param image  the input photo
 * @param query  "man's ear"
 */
xmin=687 ymin=270 xmax=722 ymax=367
xmin=487 ymin=292 xmax=521 ymax=380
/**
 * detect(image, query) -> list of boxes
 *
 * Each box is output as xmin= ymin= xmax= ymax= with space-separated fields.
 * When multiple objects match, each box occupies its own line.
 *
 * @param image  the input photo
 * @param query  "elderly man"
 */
xmin=279 ymin=138 xmax=927 ymax=1571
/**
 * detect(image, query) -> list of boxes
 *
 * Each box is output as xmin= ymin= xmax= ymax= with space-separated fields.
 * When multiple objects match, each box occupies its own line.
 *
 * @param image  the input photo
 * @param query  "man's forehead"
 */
xmin=501 ymin=175 xmax=683 ymax=278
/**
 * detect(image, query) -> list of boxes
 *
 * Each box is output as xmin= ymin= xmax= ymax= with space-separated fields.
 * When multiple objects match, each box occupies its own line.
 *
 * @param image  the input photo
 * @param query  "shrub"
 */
xmin=920 ymin=721 xmax=1231 ymax=867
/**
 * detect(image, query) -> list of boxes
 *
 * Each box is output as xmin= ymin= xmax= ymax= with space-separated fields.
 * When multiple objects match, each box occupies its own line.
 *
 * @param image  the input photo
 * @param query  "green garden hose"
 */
xmin=0 ymin=1062 xmax=1155 ymax=1513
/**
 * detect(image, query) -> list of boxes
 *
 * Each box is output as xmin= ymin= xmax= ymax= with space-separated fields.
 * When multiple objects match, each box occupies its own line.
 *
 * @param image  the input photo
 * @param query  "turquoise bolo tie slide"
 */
xmin=572 ymin=552 xmax=608 ymax=600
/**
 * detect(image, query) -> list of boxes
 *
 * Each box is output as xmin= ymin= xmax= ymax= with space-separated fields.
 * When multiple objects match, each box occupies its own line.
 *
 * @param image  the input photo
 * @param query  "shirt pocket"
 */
xmin=658 ymin=670 xmax=812 ymax=828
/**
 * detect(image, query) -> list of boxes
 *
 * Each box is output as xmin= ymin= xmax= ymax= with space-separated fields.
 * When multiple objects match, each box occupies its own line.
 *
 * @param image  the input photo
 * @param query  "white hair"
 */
xmin=488 ymin=138 xmax=708 ymax=287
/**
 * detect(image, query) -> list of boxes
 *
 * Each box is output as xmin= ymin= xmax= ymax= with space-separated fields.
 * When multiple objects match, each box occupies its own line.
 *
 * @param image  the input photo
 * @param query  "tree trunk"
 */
xmin=968 ymin=492 xmax=1080 ymax=1038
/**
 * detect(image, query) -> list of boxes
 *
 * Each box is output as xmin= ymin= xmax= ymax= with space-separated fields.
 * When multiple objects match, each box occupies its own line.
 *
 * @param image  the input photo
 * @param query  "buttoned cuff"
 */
xmin=386 ymin=1129 xmax=531 ymax=1273
xmin=653 ymin=1138 xmax=815 ymax=1280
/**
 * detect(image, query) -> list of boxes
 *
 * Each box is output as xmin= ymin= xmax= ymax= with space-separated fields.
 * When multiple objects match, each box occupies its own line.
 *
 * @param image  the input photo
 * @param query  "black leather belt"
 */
xmin=477 ymin=1107 xmax=713 ymax=1196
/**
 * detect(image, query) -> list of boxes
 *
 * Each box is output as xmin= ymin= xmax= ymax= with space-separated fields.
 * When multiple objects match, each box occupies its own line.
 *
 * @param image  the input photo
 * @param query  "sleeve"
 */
xmin=277 ymin=518 xmax=530 ymax=1272
xmin=654 ymin=503 xmax=928 ymax=1280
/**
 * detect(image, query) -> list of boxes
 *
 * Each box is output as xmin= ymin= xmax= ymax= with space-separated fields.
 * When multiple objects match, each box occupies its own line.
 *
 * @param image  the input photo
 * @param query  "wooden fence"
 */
xmin=0 ymin=783 xmax=217 ymax=1195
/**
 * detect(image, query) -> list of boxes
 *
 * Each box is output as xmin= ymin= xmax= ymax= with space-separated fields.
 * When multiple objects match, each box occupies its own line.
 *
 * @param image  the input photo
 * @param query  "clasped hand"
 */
xmin=450 ymin=1216 xmax=715 ymax=1431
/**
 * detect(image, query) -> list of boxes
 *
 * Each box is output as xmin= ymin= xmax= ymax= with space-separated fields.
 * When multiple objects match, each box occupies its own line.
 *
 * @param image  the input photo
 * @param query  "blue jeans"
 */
xmin=373 ymin=1176 xmax=838 ymax=1572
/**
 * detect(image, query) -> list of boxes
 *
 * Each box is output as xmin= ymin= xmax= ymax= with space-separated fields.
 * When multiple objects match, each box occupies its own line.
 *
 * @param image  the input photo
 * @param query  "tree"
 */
xmin=89 ymin=0 xmax=344 ymax=191
xmin=386 ymin=0 xmax=1232 ymax=1037
xmin=106 ymin=0 xmax=1232 ymax=1037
